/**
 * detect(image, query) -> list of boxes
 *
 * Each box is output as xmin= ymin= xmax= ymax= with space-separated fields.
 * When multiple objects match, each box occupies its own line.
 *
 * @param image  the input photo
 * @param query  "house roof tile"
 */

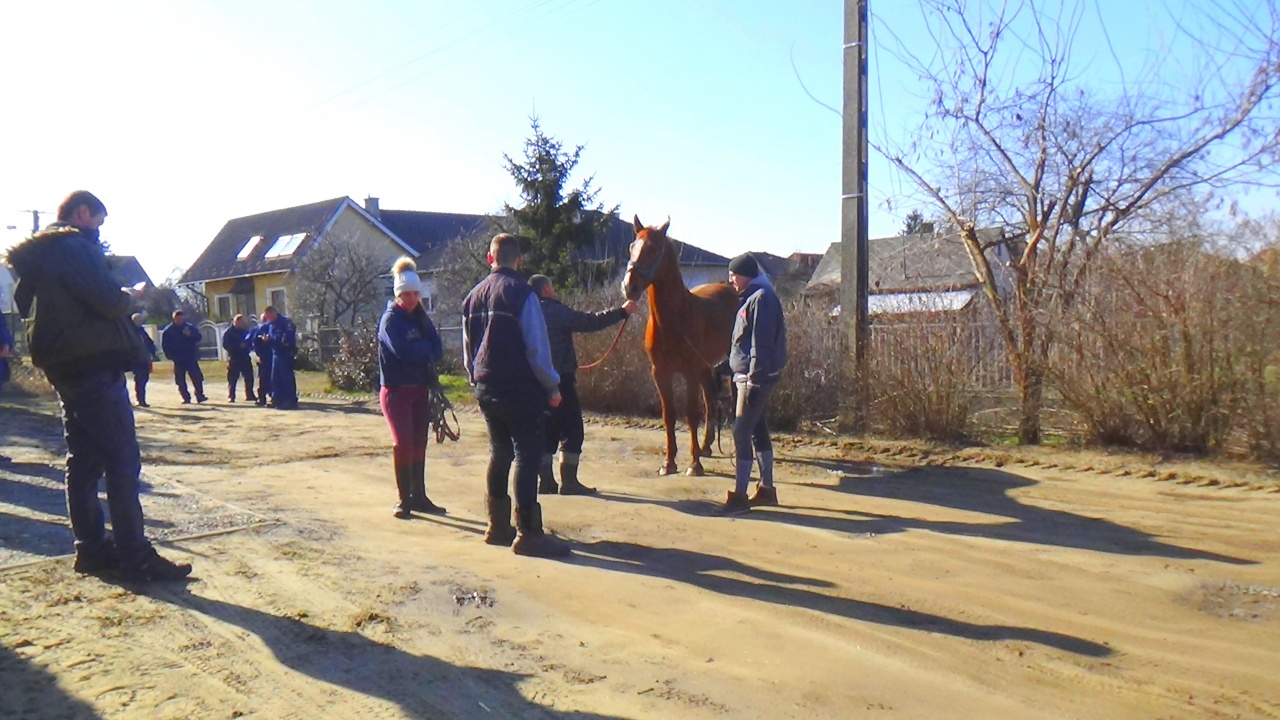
xmin=180 ymin=197 xmax=348 ymax=284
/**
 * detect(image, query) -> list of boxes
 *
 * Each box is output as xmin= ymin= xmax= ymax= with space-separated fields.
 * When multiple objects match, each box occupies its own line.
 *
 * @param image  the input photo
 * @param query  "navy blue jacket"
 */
xmin=266 ymin=315 xmax=297 ymax=359
xmin=378 ymin=301 xmax=443 ymax=387
xmin=221 ymin=325 xmax=253 ymax=361
xmin=252 ymin=325 xmax=273 ymax=366
xmin=461 ymin=267 xmax=559 ymax=392
xmin=161 ymin=321 xmax=203 ymax=365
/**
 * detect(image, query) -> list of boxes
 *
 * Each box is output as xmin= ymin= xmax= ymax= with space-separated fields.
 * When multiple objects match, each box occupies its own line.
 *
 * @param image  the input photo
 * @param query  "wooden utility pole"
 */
xmin=839 ymin=0 xmax=870 ymax=432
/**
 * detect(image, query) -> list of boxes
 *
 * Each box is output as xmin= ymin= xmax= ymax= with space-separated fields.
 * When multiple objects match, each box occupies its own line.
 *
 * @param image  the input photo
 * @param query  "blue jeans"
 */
xmin=52 ymin=369 xmax=150 ymax=562
xmin=476 ymin=383 xmax=546 ymax=512
xmin=732 ymin=383 xmax=774 ymax=493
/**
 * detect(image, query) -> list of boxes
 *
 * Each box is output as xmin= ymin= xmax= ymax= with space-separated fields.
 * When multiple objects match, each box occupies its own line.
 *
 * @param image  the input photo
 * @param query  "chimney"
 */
xmin=364 ymin=196 xmax=381 ymax=220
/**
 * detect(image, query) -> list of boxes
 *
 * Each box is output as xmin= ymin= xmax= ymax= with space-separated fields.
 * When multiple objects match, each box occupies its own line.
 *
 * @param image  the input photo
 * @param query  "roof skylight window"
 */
xmin=236 ymin=235 xmax=263 ymax=260
xmin=264 ymin=232 xmax=307 ymax=258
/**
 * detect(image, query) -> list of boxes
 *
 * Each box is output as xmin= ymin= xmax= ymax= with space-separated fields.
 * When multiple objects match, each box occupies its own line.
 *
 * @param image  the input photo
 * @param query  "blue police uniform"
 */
xmin=268 ymin=314 xmax=298 ymax=409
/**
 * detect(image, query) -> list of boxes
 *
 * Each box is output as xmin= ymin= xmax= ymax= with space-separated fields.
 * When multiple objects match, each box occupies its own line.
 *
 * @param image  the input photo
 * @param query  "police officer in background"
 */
xmin=261 ymin=306 xmax=298 ymax=409
xmin=130 ymin=313 xmax=158 ymax=407
xmin=253 ymin=317 xmax=273 ymax=406
xmin=221 ymin=314 xmax=256 ymax=403
xmin=161 ymin=310 xmax=207 ymax=404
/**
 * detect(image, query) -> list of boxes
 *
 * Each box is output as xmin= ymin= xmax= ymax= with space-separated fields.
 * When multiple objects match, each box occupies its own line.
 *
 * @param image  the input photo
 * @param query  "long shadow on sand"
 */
xmin=600 ymin=458 xmax=1252 ymax=565
xmin=790 ymin=461 xmax=1254 ymax=565
xmin=143 ymin=586 xmax=632 ymax=720
xmin=567 ymin=540 xmax=1111 ymax=657
xmin=0 ymin=643 xmax=100 ymax=719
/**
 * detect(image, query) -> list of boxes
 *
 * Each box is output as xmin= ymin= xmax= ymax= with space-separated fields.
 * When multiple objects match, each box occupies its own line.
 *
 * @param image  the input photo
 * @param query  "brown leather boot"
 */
xmin=512 ymin=503 xmax=571 ymax=557
xmin=484 ymin=494 xmax=517 ymax=546
xmin=392 ymin=461 xmax=412 ymax=519
xmin=557 ymin=452 xmax=597 ymax=495
xmin=748 ymin=484 xmax=778 ymax=507
xmin=716 ymin=490 xmax=751 ymax=515
xmin=537 ymin=454 xmax=558 ymax=495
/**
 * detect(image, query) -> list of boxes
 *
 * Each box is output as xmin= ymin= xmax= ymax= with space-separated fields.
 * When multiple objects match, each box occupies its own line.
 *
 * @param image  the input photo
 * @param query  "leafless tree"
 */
xmin=429 ymin=222 xmax=498 ymax=319
xmin=873 ymin=0 xmax=1280 ymax=443
xmin=294 ymin=233 xmax=389 ymax=327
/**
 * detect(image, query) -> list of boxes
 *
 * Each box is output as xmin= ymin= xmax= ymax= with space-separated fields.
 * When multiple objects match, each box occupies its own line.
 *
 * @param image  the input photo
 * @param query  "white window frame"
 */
xmin=214 ymin=293 xmax=233 ymax=320
xmin=265 ymin=286 xmax=287 ymax=315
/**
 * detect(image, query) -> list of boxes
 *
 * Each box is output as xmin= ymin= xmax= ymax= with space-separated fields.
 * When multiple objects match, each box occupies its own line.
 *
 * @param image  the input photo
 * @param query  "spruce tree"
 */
xmin=500 ymin=116 xmax=616 ymax=290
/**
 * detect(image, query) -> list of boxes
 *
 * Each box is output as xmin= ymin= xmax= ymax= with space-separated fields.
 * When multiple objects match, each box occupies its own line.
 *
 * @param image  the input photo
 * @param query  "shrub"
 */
xmin=1051 ymin=241 xmax=1280 ymax=457
xmin=326 ymin=328 xmax=379 ymax=392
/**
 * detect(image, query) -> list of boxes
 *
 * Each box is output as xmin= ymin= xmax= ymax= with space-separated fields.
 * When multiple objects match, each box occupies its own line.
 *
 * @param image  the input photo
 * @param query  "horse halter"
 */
xmin=624 ymin=234 xmax=670 ymax=298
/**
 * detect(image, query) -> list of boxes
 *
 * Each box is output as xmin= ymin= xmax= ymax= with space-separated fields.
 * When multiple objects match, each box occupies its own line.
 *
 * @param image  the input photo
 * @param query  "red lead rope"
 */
xmin=576 ymin=316 xmax=629 ymax=371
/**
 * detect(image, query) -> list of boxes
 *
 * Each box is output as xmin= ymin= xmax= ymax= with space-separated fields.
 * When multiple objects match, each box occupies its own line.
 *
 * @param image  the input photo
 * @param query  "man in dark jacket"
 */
xmin=130 ymin=313 xmax=158 ymax=407
xmin=161 ymin=310 xmax=207 ymax=404
xmin=262 ymin=306 xmax=297 ymax=409
xmin=721 ymin=253 xmax=787 ymax=514
xmin=5 ymin=190 xmax=191 ymax=581
xmin=221 ymin=314 xmax=256 ymax=403
xmin=253 ymin=321 xmax=273 ymax=406
xmin=462 ymin=234 xmax=568 ymax=557
xmin=528 ymin=274 xmax=638 ymax=495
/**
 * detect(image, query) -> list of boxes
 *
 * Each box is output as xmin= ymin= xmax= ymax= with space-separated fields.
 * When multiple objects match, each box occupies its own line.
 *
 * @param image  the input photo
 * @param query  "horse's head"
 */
xmin=621 ymin=215 xmax=672 ymax=301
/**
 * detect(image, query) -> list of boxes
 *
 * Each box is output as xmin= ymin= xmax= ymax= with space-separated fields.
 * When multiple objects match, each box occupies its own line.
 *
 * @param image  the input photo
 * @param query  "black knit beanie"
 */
xmin=728 ymin=253 xmax=759 ymax=278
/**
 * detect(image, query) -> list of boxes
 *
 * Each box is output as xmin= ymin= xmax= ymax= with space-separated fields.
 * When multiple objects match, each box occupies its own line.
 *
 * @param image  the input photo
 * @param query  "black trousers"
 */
xmin=476 ymin=382 xmax=546 ymax=512
xmin=173 ymin=361 xmax=205 ymax=401
xmin=227 ymin=355 xmax=254 ymax=399
xmin=543 ymin=376 xmax=584 ymax=455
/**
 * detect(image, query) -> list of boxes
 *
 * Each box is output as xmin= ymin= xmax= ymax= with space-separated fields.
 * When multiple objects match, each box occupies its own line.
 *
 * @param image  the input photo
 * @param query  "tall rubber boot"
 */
xmin=537 ymin=454 xmax=558 ymax=495
xmin=749 ymin=451 xmax=778 ymax=506
xmin=512 ymin=503 xmax=571 ymax=557
xmin=484 ymin=494 xmax=517 ymax=546
xmin=557 ymin=452 xmax=597 ymax=495
xmin=408 ymin=459 xmax=446 ymax=514
xmin=392 ymin=461 xmax=412 ymax=519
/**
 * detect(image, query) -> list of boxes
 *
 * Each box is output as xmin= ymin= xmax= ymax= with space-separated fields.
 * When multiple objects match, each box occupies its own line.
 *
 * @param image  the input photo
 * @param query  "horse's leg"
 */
xmin=683 ymin=371 xmax=707 ymax=476
xmin=653 ymin=366 xmax=678 ymax=476
xmin=698 ymin=371 xmax=718 ymax=458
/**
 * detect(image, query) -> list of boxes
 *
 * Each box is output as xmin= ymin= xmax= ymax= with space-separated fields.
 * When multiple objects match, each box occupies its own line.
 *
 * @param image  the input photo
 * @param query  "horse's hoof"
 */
xmin=658 ymin=465 xmax=676 ymax=476
xmin=686 ymin=466 xmax=706 ymax=477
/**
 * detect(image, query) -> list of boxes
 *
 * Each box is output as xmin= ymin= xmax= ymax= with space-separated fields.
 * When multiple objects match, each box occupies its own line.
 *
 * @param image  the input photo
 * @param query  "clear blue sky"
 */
xmin=0 ymin=0 xmax=1265 ymax=283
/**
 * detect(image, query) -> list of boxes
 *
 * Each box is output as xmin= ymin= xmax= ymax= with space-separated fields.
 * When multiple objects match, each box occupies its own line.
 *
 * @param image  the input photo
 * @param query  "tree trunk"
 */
xmin=1018 ymin=363 xmax=1043 ymax=445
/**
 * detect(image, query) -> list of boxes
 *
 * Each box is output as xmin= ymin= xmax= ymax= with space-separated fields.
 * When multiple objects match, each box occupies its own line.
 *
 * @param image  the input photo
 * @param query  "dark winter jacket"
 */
xmin=221 ymin=325 xmax=253 ymax=361
xmin=728 ymin=275 xmax=787 ymax=386
xmin=537 ymin=296 xmax=628 ymax=380
xmin=378 ymin=300 xmax=443 ymax=388
xmin=461 ymin=267 xmax=559 ymax=393
xmin=161 ymin=321 xmax=203 ymax=365
xmin=6 ymin=223 xmax=146 ymax=380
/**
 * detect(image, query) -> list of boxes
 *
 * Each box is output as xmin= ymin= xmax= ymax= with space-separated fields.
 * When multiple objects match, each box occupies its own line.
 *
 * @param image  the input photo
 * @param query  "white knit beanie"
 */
xmin=392 ymin=257 xmax=422 ymax=296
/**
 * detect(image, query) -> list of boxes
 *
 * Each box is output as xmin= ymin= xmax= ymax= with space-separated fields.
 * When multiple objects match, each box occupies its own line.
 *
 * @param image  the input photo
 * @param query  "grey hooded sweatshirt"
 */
xmin=728 ymin=274 xmax=787 ymax=386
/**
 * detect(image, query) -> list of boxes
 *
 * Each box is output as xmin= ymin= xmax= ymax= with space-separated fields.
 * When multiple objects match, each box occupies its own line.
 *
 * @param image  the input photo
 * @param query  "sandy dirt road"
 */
xmin=2 ymin=386 xmax=1279 ymax=719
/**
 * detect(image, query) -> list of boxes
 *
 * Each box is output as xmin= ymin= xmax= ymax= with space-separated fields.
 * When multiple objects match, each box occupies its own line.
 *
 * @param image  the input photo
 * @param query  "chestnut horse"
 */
xmin=622 ymin=216 xmax=738 ymax=476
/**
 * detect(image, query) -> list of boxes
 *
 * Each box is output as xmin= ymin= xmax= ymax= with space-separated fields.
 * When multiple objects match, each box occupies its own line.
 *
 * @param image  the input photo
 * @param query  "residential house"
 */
xmin=179 ymin=197 xmax=417 ymax=324
xmin=803 ymin=228 xmax=1011 ymax=316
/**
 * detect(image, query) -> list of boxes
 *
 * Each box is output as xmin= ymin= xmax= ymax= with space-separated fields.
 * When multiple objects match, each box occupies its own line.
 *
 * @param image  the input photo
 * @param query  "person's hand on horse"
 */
xmin=621 ymin=299 xmax=641 ymax=316
xmin=549 ymin=390 xmax=562 ymax=408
